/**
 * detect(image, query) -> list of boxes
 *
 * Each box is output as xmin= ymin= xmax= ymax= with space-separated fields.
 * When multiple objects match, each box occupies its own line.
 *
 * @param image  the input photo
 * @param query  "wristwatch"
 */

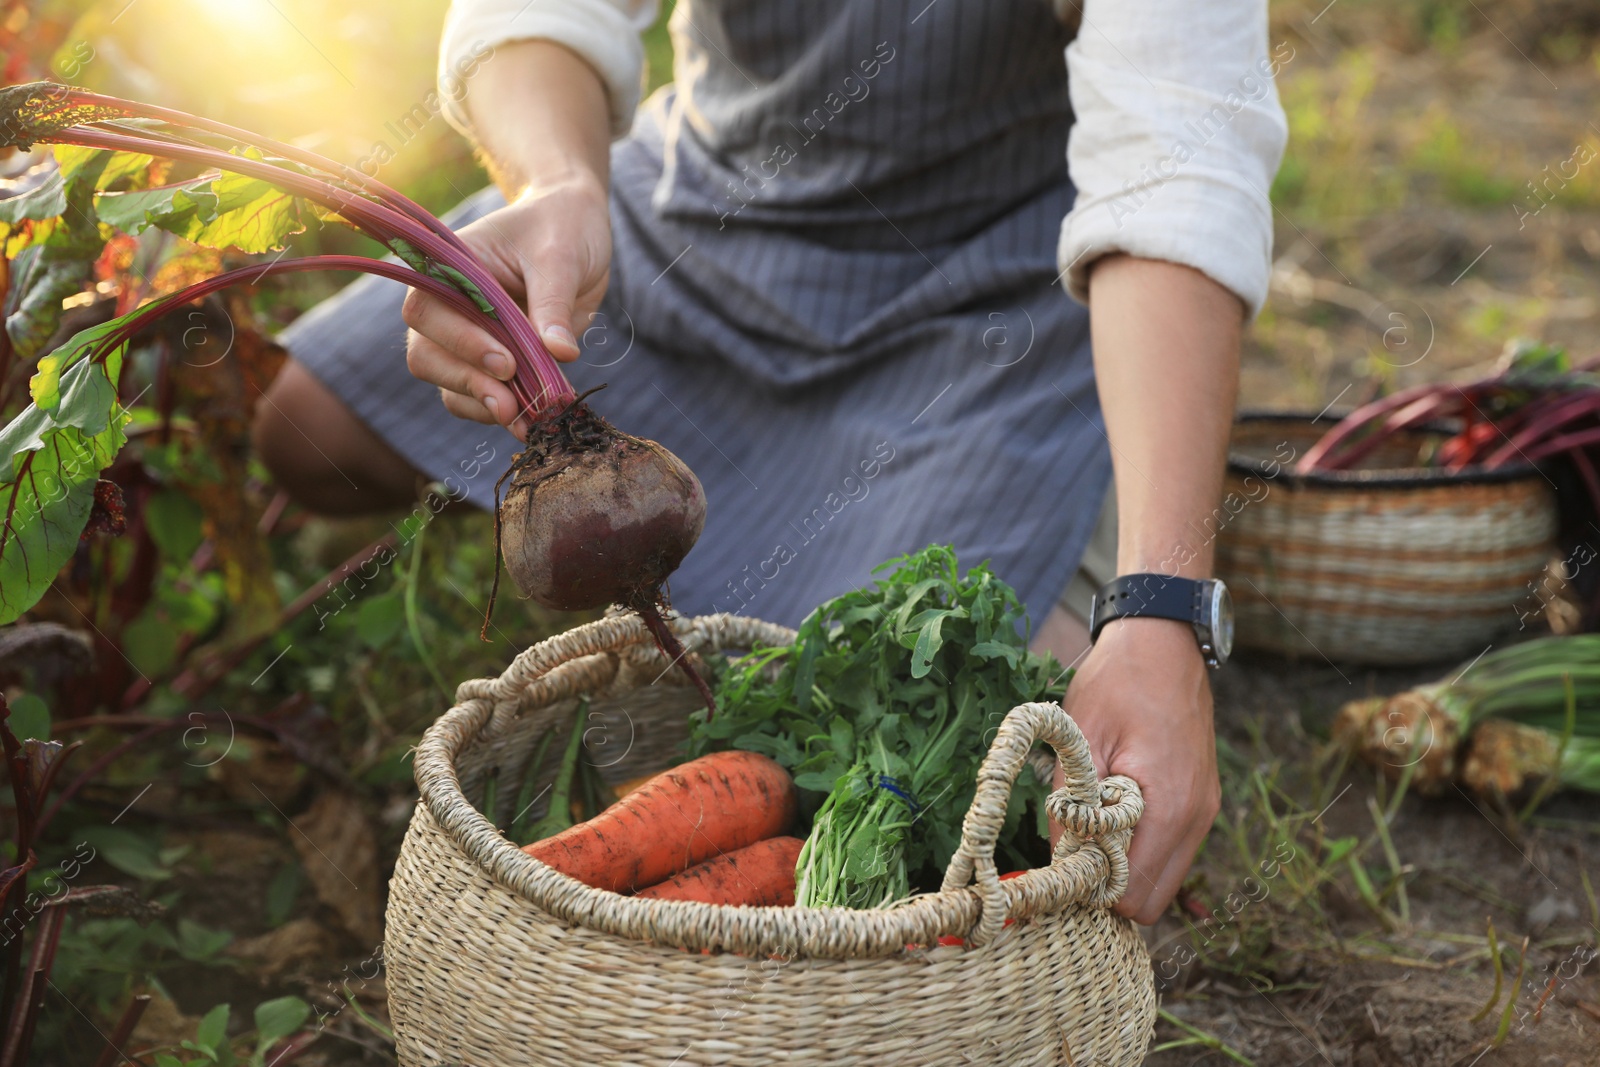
xmin=1089 ymin=574 xmax=1234 ymax=669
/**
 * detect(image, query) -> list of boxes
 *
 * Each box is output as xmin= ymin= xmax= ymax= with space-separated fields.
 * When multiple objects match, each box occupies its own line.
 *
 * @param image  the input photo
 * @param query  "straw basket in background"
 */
xmin=384 ymin=613 xmax=1156 ymax=1067
xmin=1216 ymin=413 xmax=1559 ymax=666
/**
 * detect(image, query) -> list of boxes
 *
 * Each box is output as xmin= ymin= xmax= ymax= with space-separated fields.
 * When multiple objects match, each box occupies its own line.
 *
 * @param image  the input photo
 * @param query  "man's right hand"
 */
xmin=399 ymin=40 xmax=616 ymax=436
xmin=402 ymin=177 xmax=612 ymax=435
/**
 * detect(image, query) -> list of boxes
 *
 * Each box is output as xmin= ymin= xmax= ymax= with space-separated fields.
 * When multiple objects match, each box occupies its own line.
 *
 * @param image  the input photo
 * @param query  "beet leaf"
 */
xmin=0 ymin=346 xmax=127 ymax=625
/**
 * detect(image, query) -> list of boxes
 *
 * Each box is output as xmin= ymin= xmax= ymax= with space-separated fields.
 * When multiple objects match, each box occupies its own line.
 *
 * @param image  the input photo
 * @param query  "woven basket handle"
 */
xmin=453 ymin=612 xmax=797 ymax=730
xmin=939 ymin=701 xmax=1143 ymax=946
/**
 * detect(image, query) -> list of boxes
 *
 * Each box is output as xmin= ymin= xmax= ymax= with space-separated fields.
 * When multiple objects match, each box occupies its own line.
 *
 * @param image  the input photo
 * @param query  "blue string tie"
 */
xmin=872 ymin=774 xmax=922 ymax=819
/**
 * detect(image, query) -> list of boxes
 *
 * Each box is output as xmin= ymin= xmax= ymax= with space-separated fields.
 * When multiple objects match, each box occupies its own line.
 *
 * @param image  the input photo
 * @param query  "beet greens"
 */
xmin=0 ymin=82 xmax=573 ymax=409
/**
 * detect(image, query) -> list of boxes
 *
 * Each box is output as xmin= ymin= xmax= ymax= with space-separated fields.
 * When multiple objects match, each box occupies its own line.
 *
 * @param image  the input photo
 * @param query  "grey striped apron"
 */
xmin=285 ymin=0 xmax=1111 ymax=630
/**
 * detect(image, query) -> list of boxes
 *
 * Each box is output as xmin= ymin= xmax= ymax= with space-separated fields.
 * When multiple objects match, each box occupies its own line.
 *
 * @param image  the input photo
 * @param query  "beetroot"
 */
xmin=492 ymin=400 xmax=715 ymax=711
xmin=498 ymin=401 xmax=704 ymax=610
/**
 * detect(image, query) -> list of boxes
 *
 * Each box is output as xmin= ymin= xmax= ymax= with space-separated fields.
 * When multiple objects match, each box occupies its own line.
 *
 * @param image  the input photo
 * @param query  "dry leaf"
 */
xmin=209 ymin=740 xmax=307 ymax=810
xmin=290 ymin=789 xmax=382 ymax=944
xmin=181 ymin=828 xmax=287 ymax=880
xmin=131 ymin=988 xmax=202 ymax=1048
xmin=227 ymin=917 xmax=340 ymax=980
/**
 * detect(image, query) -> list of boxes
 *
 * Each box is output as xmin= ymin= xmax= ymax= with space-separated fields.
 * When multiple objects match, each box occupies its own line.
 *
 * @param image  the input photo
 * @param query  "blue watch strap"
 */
xmin=1089 ymin=574 xmax=1200 ymax=642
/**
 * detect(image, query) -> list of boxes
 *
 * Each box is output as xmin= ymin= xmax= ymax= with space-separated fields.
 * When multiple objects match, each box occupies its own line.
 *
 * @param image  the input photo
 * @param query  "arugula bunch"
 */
xmin=687 ymin=545 xmax=1066 ymax=908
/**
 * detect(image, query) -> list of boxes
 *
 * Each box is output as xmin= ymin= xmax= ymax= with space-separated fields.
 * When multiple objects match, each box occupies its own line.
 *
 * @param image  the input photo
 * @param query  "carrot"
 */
xmin=932 ymin=871 xmax=1031 ymax=947
xmin=611 ymin=770 xmax=658 ymax=800
xmin=635 ymin=837 xmax=804 ymax=905
xmin=522 ymin=750 xmax=797 ymax=893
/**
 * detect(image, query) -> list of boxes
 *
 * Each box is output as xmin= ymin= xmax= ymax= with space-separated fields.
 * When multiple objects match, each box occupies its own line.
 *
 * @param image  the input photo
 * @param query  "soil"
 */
xmin=1145 ymin=653 xmax=1600 ymax=1066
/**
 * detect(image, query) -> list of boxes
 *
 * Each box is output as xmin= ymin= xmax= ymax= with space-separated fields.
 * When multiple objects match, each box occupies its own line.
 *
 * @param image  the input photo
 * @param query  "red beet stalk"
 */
xmin=55 ymin=86 xmax=448 ymax=235
xmin=1316 ymin=389 xmax=1463 ymax=471
xmin=1296 ymin=381 xmax=1459 ymax=472
xmin=5 ymin=84 xmax=574 ymax=417
xmin=1518 ymin=426 xmax=1600 ymax=465
xmin=54 ymin=256 xmax=503 ymax=372
xmin=1483 ymin=392 xmax=1600 ymax=468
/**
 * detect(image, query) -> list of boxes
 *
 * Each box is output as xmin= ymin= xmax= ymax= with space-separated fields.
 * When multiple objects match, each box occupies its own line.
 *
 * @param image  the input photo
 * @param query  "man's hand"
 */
xmin=402 ymin=179 xmax=611 ymax=433
xmin=1058 ymin=617 xmax=1219 ymax=924
xmin=399 ymin=39 xmax=615 ymax=435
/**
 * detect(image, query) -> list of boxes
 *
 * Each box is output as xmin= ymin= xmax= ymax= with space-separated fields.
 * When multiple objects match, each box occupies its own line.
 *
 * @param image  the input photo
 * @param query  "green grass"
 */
xmin=644 ymin=0 xmax=677 ymax=95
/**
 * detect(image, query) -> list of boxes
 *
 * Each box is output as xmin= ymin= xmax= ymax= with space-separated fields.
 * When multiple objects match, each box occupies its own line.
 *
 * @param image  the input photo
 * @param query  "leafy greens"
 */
xmin=687 ymin=545 xmax=1067 ymax=909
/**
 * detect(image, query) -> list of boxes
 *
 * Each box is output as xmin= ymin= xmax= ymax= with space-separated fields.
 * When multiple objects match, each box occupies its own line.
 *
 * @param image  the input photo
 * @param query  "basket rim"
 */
xmin=407 ymin=613 xmax=1137 ymax=960
xmin=1230 ymin=410 xmax=1545 ymax=489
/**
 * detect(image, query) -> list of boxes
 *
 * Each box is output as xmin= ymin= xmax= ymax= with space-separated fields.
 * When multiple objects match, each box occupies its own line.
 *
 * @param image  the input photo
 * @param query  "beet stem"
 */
xmin=1297 ymin=382 xmax=1455 ymax=472
xmin=29 ymin=115 xmax=575 ymax=414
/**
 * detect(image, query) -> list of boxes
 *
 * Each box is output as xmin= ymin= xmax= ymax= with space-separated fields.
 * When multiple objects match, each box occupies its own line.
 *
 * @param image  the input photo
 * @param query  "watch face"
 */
xmin=1210 ymin=581 xmax=1235 ymax=663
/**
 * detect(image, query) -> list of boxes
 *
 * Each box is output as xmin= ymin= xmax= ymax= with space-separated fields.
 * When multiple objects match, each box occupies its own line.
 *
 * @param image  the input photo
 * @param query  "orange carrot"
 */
xmin=932 ymin=871 xmax=1031 ymax=947
xmin=635 ymin=837 xmax=804 ymax=905
xmin=523 ymin=750 xmax=796 ymax=893
xmin=610 ymin=770 xmax=658 ymax=800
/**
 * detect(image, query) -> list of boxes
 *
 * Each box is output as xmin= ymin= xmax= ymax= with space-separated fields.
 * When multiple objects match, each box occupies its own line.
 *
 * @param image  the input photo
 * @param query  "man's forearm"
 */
xmin=1087 ymin=254 xmax=1243 ymax=581
xmin=1064 ymin=254 xmax=1237 ymax=924
xmin=465 ymin=40 xmax=613 ymax=196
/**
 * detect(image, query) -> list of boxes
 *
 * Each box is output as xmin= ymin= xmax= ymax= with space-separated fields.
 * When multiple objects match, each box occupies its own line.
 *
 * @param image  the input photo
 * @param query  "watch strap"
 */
xmin=1089 ymin=574 xmax=1200 ymax=642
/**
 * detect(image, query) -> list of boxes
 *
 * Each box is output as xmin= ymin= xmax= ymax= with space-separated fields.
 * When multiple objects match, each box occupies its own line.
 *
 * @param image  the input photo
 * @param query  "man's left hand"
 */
xmin=1057 ymin=616 xmax=1219 ymax=925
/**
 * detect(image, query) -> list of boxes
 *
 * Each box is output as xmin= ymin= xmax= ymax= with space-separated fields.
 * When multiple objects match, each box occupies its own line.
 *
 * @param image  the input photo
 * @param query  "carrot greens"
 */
xmin=687 ymin=545 xmax=1066 ymax=909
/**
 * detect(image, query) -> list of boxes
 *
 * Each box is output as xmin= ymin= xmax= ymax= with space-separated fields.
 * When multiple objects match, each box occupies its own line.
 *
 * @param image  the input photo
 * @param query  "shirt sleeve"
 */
xmin=1057 ymin=0 xmax=1289 ymax=318
xmin=438 ymin=0 xmax=661 ymax=140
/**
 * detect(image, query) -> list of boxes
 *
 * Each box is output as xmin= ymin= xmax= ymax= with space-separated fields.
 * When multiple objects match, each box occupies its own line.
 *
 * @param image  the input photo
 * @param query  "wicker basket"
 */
xmin=385 ymin=613 xmax=1156 ymax=1067
xmin=1216 ymin=413 xmax=1559 ymax=665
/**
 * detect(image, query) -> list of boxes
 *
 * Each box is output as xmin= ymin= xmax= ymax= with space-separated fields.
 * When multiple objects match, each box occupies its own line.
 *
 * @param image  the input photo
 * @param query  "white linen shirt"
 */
xmin=437 ymin=0 xmax=1288 ymax=317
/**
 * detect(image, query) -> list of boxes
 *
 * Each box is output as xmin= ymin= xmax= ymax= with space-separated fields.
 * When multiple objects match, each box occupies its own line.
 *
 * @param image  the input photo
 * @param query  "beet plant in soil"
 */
xmin=0 ymin=83 xmax=711 ymax=704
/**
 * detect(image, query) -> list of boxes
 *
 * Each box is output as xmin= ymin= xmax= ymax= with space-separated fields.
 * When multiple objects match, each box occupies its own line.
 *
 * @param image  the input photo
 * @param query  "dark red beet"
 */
xmin=491 ymin=401 xmax=716 ymax=712
xmin=498 ymin=404 xmax=705 ymax=612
